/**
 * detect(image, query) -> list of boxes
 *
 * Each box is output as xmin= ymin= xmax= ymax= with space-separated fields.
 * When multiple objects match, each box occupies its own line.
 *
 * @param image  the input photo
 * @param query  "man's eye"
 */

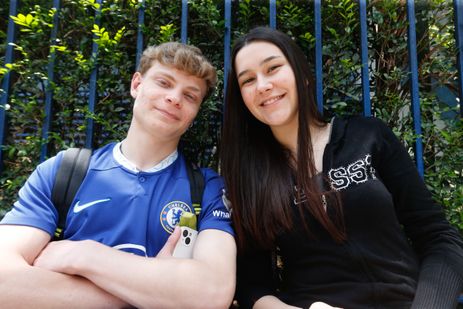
xmin=156 ymin=79 xmax=169 ymax=87
xmin=241 ymin=77 xmax=254 ymax=86
xmin=184 ymin=93 xmax=198 ymax=103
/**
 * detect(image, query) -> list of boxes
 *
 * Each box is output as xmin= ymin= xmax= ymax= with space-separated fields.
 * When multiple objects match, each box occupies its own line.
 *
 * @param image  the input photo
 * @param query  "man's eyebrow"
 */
xmin=185 ymin=85 xmax=202 ymax=94
xmin=237 ymin=55 xmax=282 ymax=78
xmin=157 ymin=72 xmax=202 ymax=93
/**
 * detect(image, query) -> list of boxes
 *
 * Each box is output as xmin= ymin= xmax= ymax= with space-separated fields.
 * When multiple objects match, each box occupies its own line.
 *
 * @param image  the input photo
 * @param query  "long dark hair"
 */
xmin=220 ymin=27 xmax=345 ymax=251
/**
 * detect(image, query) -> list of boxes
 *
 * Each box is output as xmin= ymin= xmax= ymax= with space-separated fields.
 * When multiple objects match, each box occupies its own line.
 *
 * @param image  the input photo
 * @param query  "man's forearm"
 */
xmin=0 ymin=225 xmax=128 ymax=308
xmin=0 ymin=263 xmax=128 ymax=308
xmin=35 ymin=230 xmax=236 ymax=309
xmin=75 ymin=239 xmax=235 ymax=309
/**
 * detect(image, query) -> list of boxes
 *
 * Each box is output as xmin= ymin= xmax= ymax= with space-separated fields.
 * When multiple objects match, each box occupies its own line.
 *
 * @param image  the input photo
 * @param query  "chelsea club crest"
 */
xmin=160 ymin=201 xmax=192 ymax=233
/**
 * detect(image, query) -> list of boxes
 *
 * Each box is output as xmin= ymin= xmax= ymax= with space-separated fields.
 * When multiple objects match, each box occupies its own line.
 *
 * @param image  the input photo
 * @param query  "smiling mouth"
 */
xmin=155 ymin=107 xmax=180 ymax=120
xmin=261 ymin=94 xmax=285 ymax=106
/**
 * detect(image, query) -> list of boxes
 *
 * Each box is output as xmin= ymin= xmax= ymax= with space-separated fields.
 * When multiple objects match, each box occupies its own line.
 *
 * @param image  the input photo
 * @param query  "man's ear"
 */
xmin=130 ymin=72 xmax=142 ymax=99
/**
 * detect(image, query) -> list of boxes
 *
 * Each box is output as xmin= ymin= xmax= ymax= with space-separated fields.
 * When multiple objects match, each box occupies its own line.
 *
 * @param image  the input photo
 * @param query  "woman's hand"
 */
xmin=309 ymin=301 xmax=342 ymax=309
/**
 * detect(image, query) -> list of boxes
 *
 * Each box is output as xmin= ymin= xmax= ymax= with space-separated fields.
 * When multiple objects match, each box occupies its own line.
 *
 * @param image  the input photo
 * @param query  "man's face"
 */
xmin=130 ymin=62 xmax=207 ymax=142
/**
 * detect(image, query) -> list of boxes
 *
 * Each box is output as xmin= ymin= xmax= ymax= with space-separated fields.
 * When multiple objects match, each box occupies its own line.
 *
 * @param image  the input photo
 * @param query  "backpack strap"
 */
xmin=185 ymin=162 xmax=204 ymax=216
xmin=52 ymin=148 xmax=92 ymax=240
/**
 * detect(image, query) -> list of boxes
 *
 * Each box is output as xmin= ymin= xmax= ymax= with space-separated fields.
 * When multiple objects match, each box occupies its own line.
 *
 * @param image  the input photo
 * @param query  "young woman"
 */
xmin=221 ymin=27 xmax=463 ymax=309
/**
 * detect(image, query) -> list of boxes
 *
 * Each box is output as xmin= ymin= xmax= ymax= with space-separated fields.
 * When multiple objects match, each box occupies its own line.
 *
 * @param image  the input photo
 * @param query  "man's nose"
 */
xmin=166 ymin=91 xmax=181 ymax=108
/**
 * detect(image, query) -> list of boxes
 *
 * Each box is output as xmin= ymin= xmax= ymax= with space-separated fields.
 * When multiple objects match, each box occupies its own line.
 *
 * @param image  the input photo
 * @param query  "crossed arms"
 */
xmin=0 ymin=225 xmax=236 ymax=309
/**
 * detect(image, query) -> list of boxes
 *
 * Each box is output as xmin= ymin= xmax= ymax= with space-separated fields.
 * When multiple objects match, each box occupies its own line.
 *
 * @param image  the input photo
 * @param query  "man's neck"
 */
xmin=122 ymin=128 xmax=179 ymax=171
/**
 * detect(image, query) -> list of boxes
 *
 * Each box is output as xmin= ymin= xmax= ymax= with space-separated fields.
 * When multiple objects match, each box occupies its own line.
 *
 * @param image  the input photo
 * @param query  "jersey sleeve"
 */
xmin=0 ymin=152 xmax=64 ymax=236
xmin=196 ymin=168 xmax=234 ymax=236
xmin=372 ymin=117 xmax=463 ymax=306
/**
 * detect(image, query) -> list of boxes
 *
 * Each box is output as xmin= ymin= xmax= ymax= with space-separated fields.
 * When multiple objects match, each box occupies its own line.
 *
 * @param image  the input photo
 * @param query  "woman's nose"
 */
xmin=256 ymin=77 xmax=272 ymax=93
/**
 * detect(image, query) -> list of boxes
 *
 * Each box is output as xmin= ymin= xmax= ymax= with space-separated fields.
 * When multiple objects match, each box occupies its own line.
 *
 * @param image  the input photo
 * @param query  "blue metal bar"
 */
xmin=269 ymin=0 xmax=276 ymax=29
xmin=0 ymin=0 xmax=19 ymax=174
xmin=406 ymin=0 xmax=424 ymax=177
xmin=135 ymin=0 xmax=145 ymax=69
xmin=314 ymin=0 xmax=324 ymax=114
xmin=359 ymin=0 xmax=371 ymax=116
xmin=85 ymin=0 xmax=102 ymax=149
xmin=454 ymin=0 xmax=463 ymax=117
xmin=181 ymin=0 xmax=188 ymax=44
xmin=223 ymin=0 xmax=231 ymax=99
xmin=40 ymin=0 xmax=61 ymax=162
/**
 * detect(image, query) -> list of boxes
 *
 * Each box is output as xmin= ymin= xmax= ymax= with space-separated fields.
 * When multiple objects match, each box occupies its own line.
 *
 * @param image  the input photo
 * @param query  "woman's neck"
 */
xmin=310 ymin=122 xmax=331 ymax=173
xmin=271 ymin=120 xmax=299 ymax=155
xmin=272 ymin=120 xmax=331 ymax=173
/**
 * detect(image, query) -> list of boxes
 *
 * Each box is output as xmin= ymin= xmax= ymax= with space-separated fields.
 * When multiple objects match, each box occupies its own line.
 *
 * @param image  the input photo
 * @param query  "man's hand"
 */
xmin=35 ymin=225 xmax=182 ymax=274
xmin=34 ymin=225 xmax=182 ymax=274
xmin=156 ymin=225 xmax=181 ymax=258
xmin=33 ymin=239 xmax=93 ymax=275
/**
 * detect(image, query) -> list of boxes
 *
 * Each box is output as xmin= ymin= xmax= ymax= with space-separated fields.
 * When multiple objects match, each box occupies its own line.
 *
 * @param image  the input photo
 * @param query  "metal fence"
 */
xmin=1 ymin=0 xmax=463 ymax=303
xmin=0 ymin=0 xmax=463 ymax=164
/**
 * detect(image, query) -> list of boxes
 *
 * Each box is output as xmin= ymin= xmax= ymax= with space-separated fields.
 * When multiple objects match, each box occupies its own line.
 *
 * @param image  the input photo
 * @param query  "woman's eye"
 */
xmin=268 ymin=65 xmax=281 ymax=72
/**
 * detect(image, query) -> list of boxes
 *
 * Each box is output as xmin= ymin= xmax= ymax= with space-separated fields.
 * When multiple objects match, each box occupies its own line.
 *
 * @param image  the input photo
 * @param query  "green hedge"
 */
xmin=1 ymin=0 xmax=462 ymax=233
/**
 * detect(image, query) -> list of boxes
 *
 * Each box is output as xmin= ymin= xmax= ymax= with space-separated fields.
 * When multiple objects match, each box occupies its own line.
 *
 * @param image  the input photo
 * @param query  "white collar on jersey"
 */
xmin=112 ymin=142 xmax=178 ymax=173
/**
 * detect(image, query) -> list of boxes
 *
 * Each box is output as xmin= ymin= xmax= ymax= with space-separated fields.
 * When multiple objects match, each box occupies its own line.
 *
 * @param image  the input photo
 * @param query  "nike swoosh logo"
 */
xmin=73 ymin=198 xmax=111 ymax=213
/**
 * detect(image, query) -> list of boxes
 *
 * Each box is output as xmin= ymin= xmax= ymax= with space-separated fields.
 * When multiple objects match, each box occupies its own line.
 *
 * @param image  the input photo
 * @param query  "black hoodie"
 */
xmin=236 ymin=116 xmax=463 ymax=309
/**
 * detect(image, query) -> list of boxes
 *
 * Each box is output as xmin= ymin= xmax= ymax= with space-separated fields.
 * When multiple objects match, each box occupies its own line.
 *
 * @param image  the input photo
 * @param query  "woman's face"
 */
xmin=235 ymin=41 xmax=298 ymax=131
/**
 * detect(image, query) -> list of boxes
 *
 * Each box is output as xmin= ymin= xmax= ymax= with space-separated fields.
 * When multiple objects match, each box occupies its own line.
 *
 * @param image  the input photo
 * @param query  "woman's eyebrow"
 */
xmin=237 ymin=55 xmax=282 ymax=78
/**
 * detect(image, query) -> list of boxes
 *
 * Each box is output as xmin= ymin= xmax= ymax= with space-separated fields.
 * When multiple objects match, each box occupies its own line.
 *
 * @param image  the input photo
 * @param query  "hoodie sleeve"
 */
xmin=373 ymin=117 xmax=463 ymax=307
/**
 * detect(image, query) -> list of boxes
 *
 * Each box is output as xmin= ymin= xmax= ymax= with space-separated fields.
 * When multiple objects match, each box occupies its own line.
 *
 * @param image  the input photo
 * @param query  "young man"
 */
xmin=0 ymin=42 xmax=236 ymax=309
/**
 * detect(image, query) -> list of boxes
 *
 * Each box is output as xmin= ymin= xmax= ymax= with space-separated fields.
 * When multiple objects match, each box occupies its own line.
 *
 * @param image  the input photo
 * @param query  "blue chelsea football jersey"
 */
xmin=1 ymin=143 xmax=234 ymax=257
